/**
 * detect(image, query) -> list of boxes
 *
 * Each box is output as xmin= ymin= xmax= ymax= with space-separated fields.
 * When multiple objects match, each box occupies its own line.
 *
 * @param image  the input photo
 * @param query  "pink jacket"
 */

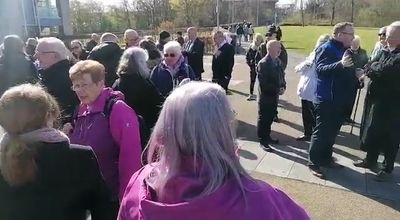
xmin=118 ymin=161 xmax=309 ymax=220
xmin=69 ymin=88 xmax=142 ymax=200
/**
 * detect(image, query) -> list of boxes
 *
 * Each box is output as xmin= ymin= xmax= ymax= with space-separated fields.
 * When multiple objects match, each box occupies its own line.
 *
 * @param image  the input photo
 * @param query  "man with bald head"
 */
xmin=183 ymin=27 xmax=205 ymax=80
xmin=354 ymin=21 xmax=400 ymax=181
xmin=256 ymin=40 xmax=286 ymax=152
xmin=124 ymin=29 xmax=140 ymax=48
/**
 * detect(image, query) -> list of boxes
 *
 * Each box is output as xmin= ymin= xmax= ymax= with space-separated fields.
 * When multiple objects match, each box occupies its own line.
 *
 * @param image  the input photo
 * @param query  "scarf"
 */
xmin=0 ymin=128 xmax=70 ymax=149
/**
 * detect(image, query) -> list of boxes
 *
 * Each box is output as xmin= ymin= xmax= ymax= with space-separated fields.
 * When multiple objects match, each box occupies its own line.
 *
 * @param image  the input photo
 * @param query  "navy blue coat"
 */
xmin=150 ymin=60 xmax=195 ymax=97
xmin=314 ymin=39 xmax=358 ymax=107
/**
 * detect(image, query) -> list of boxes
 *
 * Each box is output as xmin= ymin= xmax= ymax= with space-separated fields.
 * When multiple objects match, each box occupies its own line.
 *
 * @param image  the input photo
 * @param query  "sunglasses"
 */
xmin=378 ymin=33 xmax=386 ymax=37
xmin=164 ymin=53 xmax=176 ymax=58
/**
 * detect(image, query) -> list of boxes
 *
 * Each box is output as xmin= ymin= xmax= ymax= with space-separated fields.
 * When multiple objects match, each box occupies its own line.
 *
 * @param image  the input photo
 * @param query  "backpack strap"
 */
xmin=103 ymin=95 xmax=119 ymax=117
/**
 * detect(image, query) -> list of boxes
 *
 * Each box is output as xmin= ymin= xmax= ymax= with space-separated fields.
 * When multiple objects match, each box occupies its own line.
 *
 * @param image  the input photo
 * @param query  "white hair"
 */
xmin=163 ymin=41 xmax=182 ymax=55
xmin=124 ymin=29 xmax=138 ymax=38
xmin=37 ymin=37 xmax=69 ymax=60
xmin=146 ymin=81 xmax=249 ymax=201
xmin=100 ymin=33 xmax=118 ymax=43
xmin=387 ymin=21 xmax=400 ymax=34
xmin=117 ymin=47 xmax=150 ymax=78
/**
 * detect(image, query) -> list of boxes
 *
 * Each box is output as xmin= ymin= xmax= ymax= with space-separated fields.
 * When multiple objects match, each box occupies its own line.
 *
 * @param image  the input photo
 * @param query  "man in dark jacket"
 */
xmin=0 ymin=35 xmax=38 ymax=95
xmin=354 ymin=21 xmax=400 ymax=181
xmin=36 ymin=37 xmax=79 ymax=123
xmin=183 ymin=27 xmax=205 ymax=80
xmin=86 ymin=33 xmax=100 ymax=52
xmin=212 ymin=31 xmax=235 ymax=93
xmin=308 ymin=22 xmax=360 ymax=178
xmin=257 ymin=40 xmax=286 ymax=152
xmin=88 ymin=33 xmax=122 ymax=87
xmin=156 ymin=31 xmax=171 ymax=51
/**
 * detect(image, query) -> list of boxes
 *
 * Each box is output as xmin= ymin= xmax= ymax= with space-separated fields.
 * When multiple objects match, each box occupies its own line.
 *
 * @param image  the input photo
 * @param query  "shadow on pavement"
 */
xmin=279 ymin=99 xmax=302 ymax=113
xmin=238 ymin=149 xmax=258 ymax=160
xmin=230 ymin=89 xmax=249 ymax=97
xmin=236 ymin=120 xmax=258 ymax=142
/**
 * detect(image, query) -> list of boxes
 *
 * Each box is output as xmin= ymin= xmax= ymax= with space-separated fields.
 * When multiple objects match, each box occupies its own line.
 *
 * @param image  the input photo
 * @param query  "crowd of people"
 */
xmin=247 ymin=21 xmax=400 ymax=181
xmin=0 ymin=26 xmax=309 ymax=219
xmin=0 ymin=18 xmax=398 ymax=219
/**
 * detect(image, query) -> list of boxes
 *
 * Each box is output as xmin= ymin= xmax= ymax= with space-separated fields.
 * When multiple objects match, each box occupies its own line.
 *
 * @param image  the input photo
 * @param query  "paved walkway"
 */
xmin=202 ymin=52 xmax=400 ymax=210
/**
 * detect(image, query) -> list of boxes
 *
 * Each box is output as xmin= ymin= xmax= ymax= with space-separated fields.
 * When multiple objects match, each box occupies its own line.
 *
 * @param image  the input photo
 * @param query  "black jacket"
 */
xmin=257 ymin=55 xmax=286 ymax=98
xmin=0 ymin=53 xmax=38 ymax=95
xmin=183 ymin=38 xmax=205 ymax=75
xmin=0 ymin=142 xmax=117 ymax=220
xmin=245 ymin=45 xmax=258 ymax=67
xmin=212 ymin=43 xmax=235 ymax=80
xmin=88 ymin=42 xmax=123 ymax=87
xmin=86 ymin=39 xmax=98 ymax=52
xmin=39 ymin=60 xmax=79 ymax=123
xmin=113 ymin=73 xmax=164 ymax=129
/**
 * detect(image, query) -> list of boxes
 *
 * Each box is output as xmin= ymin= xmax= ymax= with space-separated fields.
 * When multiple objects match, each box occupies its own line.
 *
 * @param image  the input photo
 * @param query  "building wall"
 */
xmin=0 ymin=0 xmax=24 ymax=41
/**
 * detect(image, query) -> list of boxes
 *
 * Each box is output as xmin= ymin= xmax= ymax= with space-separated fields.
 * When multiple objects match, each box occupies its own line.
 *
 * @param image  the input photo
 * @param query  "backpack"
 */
xmin=72 ymin=95 xmax=150 ymax=152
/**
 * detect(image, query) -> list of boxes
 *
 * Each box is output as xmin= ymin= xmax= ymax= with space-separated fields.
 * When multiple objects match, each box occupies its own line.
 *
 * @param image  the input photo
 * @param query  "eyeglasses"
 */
xmin=35 ymin=50 xmax=56 ymax=55
xmin=378 ymin=33 xmax=386 ymax=37
xmin=341 ymin=32 xmax=355 ymax=36
xmin=164 ymin=53 xmax=176 ymax=58
xmin=71 ymin=83 xmax=94 ymax=91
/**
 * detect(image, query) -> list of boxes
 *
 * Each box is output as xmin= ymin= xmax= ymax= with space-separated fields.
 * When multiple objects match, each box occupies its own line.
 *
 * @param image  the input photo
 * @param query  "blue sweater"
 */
xmin=314 ymin=39 xmax=358 ymax=107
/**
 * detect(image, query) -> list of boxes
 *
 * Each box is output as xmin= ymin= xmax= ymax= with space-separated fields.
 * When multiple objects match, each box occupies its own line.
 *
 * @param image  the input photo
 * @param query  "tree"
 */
xmin=329 ymin=0 xmax=338 ymax=25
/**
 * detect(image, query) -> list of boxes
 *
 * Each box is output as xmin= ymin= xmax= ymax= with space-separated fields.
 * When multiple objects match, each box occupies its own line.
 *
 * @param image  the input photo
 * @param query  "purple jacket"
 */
xmin=69 ymin=88 xmax=142 ymax=201
xmin=118 ymin=160 xmax=309 ymax=220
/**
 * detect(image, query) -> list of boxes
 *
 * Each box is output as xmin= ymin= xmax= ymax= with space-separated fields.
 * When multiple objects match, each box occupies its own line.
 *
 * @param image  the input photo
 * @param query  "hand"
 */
xmin=355 ymin=68 xmax=364 ymax=79
xmin=278 ymin=87 xmax=285 ymax=95
xmin=341 ymin=54 xmax=354 ymax=67
xmin=62 ymin=123 xmax=73 ymax=134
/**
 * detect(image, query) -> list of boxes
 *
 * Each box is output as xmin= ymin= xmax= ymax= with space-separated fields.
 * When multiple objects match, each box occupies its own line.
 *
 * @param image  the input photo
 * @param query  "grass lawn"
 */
xmin=254 ymin=26 xmax=379 ymax=56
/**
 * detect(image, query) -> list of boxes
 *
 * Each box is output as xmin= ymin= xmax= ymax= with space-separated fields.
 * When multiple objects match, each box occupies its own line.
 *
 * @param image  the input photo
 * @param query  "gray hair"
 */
xmin=333 ymin=22 xmax=353 ymax=35
xmin=146 ymin=81 xmax=249 ymax=201
xmin=117 ymin=47 xmax=150 ymax=78
xmin=37 ymin=37 xmax=69 ymax=60
xmin=124 ymin=29 xmax=138 ymax=39
xmin=70 ymin=39 xmax=83 ymax=48
xmin=163 ymin=40 xmax=182 ymax=55
xmin=100 ymin=33 xmax=118 ymax=43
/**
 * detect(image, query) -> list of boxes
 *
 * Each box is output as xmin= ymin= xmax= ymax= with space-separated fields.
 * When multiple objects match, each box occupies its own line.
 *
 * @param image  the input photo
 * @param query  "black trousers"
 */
xmin=308 ymin=102 xmax=345 ymax=166
xmin=301 ymin=99 xmax=316 ymax=137
xmin=345 ymin=88 xmax=359 ymax=119
xmin=249 ymin=65 xmax=257 ymax=95
xmin=365 ymin=133 xmax=399 ymax=173
xmin=213 ymin=76 xmax=231 ymax=91
xmin=257 ymin=95 xmax=278 ymax=144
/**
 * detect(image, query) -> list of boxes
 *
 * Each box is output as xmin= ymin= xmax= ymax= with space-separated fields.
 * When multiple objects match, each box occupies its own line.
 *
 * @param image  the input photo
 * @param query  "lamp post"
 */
xmin=216 ymin=0 xmax=220 ymax=28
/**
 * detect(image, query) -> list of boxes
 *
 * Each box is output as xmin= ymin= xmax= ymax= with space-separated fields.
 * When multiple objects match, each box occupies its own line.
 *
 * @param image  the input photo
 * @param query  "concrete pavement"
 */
xmin=202 ymin=52 xmax=400 ymax=217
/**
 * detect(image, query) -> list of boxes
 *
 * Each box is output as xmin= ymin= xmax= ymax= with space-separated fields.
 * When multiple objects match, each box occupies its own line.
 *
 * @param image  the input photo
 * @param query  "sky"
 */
xmin=78 ymin=0 xmax=296 ymax=7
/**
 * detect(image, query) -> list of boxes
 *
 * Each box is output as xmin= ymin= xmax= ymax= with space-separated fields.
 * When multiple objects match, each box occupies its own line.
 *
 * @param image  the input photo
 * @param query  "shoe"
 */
xmin=246 ymin=94 xmax=256 ymax=101
xmin=309 ymin=165 xmax=325 ymax=179
xmin=374 ymin=170 xmax=392 ymax=182
xmin=260 ymin=143 xmax=274 ymax=152
xmin=266 ymin=138 xmax=279 ymax=144
xmin=353 ymin=160 xmax=377 ymax=169
xmin=296 ymin=135 xmax=311 ymax=141
xmin=273 ymin=116 xmax=280 ymax=123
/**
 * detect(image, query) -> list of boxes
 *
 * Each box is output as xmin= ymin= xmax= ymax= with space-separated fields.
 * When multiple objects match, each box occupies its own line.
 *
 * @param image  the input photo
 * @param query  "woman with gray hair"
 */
xmin=150 ymin=41 xmax=195 ymax=97
xmin=118 ymin=81 xmax=309 ymax=220
xmin=113 ymin=47 xmax=164 ymax=130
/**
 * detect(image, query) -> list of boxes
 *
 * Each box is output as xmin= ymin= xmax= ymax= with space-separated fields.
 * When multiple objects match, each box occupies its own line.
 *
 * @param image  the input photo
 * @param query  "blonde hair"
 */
xmin=253 ymin=33 xmax=264 ymax=46
xmin=0 ymin=84 xmax=60 ymax=186
xmin=314 ymin=34 xmax=330 ymax=50
xmin=69 ymin=60 xmax=105 ymax=83
xmin=146 ymin=82 xmax=249 ymax=201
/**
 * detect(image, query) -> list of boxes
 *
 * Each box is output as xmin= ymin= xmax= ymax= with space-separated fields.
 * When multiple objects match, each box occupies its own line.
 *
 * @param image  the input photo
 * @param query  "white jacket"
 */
xmin=295 ymin=52 xmax=317 ymax=102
